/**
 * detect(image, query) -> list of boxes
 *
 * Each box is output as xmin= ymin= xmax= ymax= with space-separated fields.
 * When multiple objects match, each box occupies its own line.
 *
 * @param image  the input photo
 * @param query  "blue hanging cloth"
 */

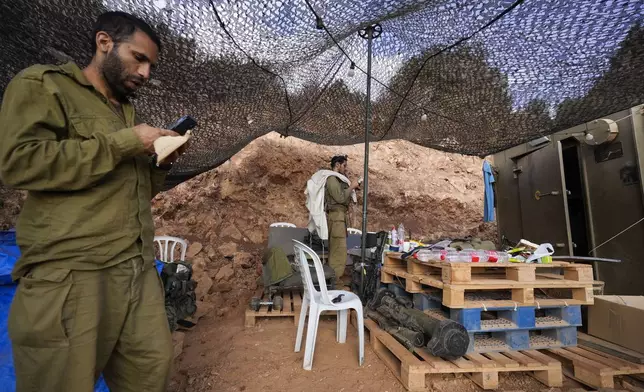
xmin=483 ymin=160 xmax=495 ymax=222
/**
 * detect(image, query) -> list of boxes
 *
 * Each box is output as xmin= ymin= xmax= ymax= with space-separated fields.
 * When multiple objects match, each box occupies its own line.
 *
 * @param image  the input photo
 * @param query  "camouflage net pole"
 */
xmin=359 ymin=23 xmax=382 ymax=301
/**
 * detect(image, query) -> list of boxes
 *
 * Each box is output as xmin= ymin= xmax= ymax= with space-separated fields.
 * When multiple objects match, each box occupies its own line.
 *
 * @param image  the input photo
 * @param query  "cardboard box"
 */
xmin=588 ymin=295 xmax=644 ymax=355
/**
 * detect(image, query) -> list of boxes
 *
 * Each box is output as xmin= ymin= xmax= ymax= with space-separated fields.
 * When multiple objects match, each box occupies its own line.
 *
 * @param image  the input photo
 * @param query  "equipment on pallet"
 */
xmin=249 ymin=295 xmax=283 ymax=311
xmin=366 ymin=309 xmax=426 ymax=349
xmin=160 ymin=262 xmax=198 ymax=332
xmin=368 ymin=288 xmax=470 ymax=359
xmin=351 ymin=230 xmax=388 ymax=304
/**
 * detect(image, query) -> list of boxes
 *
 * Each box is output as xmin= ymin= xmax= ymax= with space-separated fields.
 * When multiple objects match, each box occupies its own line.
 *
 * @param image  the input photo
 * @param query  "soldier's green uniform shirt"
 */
xmin=0 ymin=62 xmax=174 ymax=392
xmin=0 ymin=62 xmax=168 ymax=280
xmin=325 ymin=176 xmax=352 ymax=280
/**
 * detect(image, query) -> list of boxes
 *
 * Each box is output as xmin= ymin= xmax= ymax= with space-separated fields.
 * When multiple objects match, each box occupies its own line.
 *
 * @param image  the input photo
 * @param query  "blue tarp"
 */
xmin=0 ymin=231 xmax=164 ymax=392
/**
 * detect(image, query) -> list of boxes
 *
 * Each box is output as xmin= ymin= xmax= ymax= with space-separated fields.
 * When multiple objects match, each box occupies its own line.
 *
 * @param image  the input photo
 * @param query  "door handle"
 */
xmin=534 ymin=190 xmax=560 ymax=200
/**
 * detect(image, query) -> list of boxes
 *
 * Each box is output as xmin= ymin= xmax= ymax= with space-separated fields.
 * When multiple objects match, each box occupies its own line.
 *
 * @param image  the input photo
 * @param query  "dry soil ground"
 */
xmin=169 ymin=309 xmax=588 ymax=392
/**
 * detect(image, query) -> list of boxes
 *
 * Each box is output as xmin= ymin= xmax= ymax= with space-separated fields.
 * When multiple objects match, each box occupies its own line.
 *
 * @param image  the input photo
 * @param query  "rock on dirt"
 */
xmin=217 ymin=242 xmax=238 ymax=257
xmin=194 ymin=274 xmax=213 ymax=302
xmin=233 ymin=252 xmax=255 ymax=269
xmin=188 ymin=300 xmax=214 ymax=322
xmin=172 ymin=332 xmax=185 ymax=360
xmin=214 ymin=264 xmax=234 ymax=282
xmin=186 ymin=242 xmax=203 ymax=258
xmin=211 ymin=282 xmax=233 ymax=293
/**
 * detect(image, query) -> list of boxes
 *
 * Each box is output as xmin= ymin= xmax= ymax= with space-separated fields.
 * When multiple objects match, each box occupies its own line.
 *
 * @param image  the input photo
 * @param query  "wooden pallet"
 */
xmin=244 ymin=289 xmax=302 ymax=327
xmin=355 ymin=316 xmax=563 ymax=391
xmin=545 ymin=345 xmax=644 ymax=389
xmin=385 ymin=252 xmax=593 ymax=283
xmin=244 ymin=288 xmax=342 ymax=327
xmin=577 ymin=332 xmax=644 ymax=365
xmin=382 ymin=253 xmax=594 ymax=308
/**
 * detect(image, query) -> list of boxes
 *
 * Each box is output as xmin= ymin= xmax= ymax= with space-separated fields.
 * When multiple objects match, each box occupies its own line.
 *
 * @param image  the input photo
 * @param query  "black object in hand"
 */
xmin=168 ymin=115 xmax=197 ymax=135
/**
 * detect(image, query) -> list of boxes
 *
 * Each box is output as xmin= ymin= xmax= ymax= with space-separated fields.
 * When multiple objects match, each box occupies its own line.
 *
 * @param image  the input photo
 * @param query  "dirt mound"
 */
xmin=153 ymin=133 xmax=495 ymax=247
xmin=151 ymin=133 xmax=495 ymax=324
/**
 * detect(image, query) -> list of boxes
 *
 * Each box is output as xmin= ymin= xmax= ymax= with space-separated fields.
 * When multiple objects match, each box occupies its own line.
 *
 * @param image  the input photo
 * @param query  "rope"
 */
xmin=588 ymin=216 xmax=644 ymax=255
xmin=208 ymin=0 xmax=294 ymax=131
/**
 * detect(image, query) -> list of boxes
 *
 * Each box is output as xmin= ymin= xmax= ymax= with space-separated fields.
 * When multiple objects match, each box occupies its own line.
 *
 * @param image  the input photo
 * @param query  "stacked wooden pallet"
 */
xmin=382 ymin=253 xmax=593 ymax=354
xmin=381 ymin=252 xmax=595 ymax=308
xmin=353 ymin=316 xmax=563 ymax=391
xmin=421 ymin=303 xmax=581 ymax=354
xmin=363 ymin=252 xmax=604 ymax=390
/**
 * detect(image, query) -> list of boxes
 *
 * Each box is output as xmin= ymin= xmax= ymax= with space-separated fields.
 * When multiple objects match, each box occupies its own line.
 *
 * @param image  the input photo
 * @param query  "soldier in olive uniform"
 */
xmin=325 ymin=155 xmax=361 ymax=285
xmin=0 ymin=12 xmax=185 ymax=392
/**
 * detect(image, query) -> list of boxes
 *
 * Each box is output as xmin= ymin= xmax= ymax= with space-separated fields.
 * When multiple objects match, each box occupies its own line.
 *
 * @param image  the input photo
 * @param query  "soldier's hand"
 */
xmin=133 ymin=124 xmax=180 ymax=154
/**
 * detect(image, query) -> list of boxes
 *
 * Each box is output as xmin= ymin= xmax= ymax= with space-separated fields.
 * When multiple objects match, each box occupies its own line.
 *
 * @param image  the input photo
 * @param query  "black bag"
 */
xmin=160 ymin=262 xmax=198 ymax=332
xmin=304 ymin=231 xmax=328 ymax=252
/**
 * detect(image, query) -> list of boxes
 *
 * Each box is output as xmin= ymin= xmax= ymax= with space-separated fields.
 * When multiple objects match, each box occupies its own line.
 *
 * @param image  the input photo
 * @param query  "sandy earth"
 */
xmin=168 ymin=310 xmax=588 ymax=392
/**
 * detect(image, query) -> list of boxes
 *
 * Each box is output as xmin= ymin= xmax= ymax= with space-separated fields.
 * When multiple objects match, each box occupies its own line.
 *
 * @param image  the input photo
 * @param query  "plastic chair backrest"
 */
xmin=154 ymin=235 xmax=188 ymax=263
xmin=347 ymin=228 xmax=362 ymax=235
xmin=271 ymin=222 xmax=297 ymax=228
xmin=292 ymin=240 xmax=333 ymax=305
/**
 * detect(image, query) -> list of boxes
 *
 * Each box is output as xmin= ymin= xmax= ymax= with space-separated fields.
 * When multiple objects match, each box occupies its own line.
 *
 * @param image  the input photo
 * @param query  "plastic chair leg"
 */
xmin=303 ymin=304 xmax=320 ymax=370
xmin=356 ymin=306 xmax=364 ymax=366
xmin=295 ymin=296 xmax=309 ymax=352
xmin=337 ymin=309 xmax=348 ymax=343
xmin=336 ymin=311 xmax=341 ymax=342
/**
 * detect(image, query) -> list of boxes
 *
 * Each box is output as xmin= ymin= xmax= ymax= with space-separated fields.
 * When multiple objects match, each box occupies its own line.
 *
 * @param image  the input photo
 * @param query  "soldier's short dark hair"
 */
xmin=92 ymin=11 xmax=161 ymax=53
xmin=331 ymin=155 xmax=348 ymax=169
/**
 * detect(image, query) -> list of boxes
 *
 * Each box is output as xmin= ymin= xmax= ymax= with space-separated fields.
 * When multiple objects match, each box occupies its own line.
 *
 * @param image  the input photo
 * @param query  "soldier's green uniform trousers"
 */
xmin=327 ymin=208 xmax=348 ymax=280
xmin=8 ymin=256 xmax=173 ymax=392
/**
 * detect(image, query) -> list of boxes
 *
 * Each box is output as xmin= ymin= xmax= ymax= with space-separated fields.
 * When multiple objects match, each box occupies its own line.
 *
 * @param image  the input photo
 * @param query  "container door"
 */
xmin=516 ymin=142 xmax=573 ymax=255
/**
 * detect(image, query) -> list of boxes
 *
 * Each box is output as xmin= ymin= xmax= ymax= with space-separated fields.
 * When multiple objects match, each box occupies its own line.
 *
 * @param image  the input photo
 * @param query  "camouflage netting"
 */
xmin=1 ymin=0 xmax=643 ymax=188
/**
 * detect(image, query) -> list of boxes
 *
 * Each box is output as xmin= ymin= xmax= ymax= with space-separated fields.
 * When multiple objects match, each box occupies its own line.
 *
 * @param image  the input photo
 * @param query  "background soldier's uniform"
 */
xmin=0 ymin=62 xmax=173 ymax=392
xmin=325 ymin=176 xmax=351 ymax=282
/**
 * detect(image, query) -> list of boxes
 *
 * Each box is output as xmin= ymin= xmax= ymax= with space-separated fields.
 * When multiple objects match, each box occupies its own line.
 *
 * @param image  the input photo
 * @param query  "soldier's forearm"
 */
xmin=0 ymin=129 xmax=144 ymax=191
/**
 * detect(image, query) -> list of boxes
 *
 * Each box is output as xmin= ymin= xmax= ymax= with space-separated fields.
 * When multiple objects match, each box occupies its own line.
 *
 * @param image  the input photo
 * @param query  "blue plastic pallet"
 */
xmin=413 ymin=292 xmax=582 ymax=329
xmin=412 ymin=290 xmax=580 ymax=353
xmin=385 ymin=283 xmax=580 ymax=353
xmin=469 ymin=326 xmax=578 ymax=353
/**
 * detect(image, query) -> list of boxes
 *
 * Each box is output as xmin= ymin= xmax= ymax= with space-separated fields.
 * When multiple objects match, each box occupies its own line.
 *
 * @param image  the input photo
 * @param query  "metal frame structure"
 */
xmin=358 ymin=23 xmax=382 ymax=300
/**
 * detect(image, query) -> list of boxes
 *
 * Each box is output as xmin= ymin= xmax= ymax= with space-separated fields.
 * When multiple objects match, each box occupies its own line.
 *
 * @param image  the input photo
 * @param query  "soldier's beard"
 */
xmin=102 ymin=48 xmax=141 ymax=103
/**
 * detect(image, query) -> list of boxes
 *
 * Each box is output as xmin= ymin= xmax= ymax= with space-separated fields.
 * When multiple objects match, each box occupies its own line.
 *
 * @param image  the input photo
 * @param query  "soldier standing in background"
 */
xmin=325 ymin=155 xmax=361 ymax=286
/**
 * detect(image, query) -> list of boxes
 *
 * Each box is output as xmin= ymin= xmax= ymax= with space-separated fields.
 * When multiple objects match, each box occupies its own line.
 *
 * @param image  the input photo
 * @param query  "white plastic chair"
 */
xmin=347 ymin=228 xmax=362 ymax=235
xmin=270 ymin=222 xmax=297 ymax=228
xmin=154 ymin=235 xmax=188 ymax=263
xmin=292 ymin=239 xmax=364 ymax=370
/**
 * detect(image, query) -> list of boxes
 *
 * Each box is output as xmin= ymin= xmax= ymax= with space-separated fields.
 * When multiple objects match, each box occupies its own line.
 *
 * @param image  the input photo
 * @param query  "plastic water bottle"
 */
xmin=390 ymin=226 xmax=398 ymax=250
xmin=446 ymin=249 xmax=463 ymax=262
xmin=462 ymin=249 xmax=482 ymax=262
xmin=397 ymin=223 xmax=405 ymax=249
xmin=485 ymin=251 xmax=510 ymax=263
